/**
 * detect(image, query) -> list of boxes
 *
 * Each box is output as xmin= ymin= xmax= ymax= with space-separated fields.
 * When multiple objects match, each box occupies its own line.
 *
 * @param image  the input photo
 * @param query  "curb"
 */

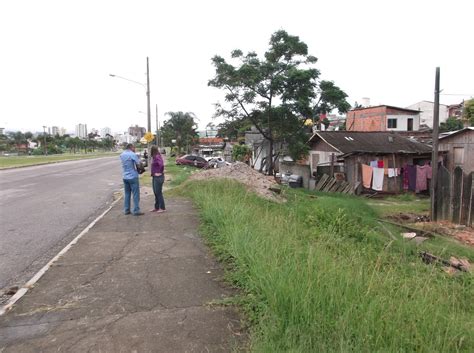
xmin=0 ymin=196 xmax=122 ymax=316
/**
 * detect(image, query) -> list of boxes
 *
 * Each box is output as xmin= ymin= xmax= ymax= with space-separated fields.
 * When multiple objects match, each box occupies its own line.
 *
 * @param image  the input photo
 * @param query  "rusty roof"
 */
xmin=309 ymin=131 xmax=432 ymax=155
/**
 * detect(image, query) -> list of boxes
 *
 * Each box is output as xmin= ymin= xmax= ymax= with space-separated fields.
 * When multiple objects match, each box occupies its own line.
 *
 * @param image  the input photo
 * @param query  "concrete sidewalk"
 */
xmin=0 ymin=191 xmax=243 ymax=352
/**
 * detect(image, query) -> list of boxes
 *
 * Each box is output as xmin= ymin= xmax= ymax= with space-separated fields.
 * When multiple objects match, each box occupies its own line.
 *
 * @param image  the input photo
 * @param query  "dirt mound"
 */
xmin=189 ymin=162 xmax=284 ymax=202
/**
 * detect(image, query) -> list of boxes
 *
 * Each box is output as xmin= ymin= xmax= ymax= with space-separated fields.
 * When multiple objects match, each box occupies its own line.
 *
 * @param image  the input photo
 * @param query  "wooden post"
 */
xmin=431 ymin=67 xmax=440 ymax=221
xmin=330 ymin=153 xmax=335 ymax=177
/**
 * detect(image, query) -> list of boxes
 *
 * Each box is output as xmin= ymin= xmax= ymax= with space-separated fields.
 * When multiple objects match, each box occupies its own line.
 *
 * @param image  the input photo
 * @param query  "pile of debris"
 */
xmin=189 ymin=162 xmax=284 ymax=202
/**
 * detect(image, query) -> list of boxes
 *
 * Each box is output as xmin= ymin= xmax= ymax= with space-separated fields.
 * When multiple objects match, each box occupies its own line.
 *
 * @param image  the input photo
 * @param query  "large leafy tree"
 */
xmin=209 ymin=30 xmax=350 ymax=174
xmin=160 ymin=111 xmax=198 ymax=154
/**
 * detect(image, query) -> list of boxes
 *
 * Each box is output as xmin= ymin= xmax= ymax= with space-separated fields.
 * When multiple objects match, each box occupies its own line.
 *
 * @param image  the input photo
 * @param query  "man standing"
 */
xmin=120 ymin=144 xmax=144 ymax=216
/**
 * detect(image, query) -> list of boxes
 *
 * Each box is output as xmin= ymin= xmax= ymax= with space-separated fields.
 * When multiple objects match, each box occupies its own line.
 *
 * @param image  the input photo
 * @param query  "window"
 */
xmin=387 ymin=118 xmax=397 ymax=129
xmin=453 ymin=147 xmax=464 ymax=165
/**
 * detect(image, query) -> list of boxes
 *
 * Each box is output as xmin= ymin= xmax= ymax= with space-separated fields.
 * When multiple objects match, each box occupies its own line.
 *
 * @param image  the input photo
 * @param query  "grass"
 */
xmin=365 ymin=195 xmax=430 ymax=217
xmin=0 ymin=151 xmax=119 ymax=169
xmin=173 ymin=180 xmax=473 ymax=352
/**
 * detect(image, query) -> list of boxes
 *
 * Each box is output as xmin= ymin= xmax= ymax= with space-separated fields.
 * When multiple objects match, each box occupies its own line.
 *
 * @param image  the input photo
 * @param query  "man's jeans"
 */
xmin=123 ymin=177 xmax=140 ymax=214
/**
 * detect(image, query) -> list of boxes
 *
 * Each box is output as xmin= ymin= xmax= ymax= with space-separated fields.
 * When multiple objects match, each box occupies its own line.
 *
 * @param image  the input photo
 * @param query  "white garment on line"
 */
xmin=388 ymin=168 xmax=396 ymax=178
xmin=372 ymin=167 xmax=384 ymax=191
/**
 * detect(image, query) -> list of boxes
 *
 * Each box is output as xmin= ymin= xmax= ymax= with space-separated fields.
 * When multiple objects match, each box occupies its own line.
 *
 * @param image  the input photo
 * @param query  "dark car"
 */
xmin=176 ymin=154 xmax=209 ymax=168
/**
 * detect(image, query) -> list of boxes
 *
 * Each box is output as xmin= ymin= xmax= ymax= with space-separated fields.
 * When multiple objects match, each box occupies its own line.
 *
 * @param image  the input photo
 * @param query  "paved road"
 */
xmin=0 ymin=157 xmax=123 ymax=295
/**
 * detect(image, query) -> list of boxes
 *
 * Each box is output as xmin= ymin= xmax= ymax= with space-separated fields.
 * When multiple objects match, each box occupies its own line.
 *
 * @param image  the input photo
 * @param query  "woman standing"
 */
xmin=150 ymin=146 xmax=166 ymax=213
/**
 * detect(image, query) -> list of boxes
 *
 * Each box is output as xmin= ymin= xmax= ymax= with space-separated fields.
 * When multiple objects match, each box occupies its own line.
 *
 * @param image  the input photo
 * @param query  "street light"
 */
xmin=109 ymin=57 xmax=151 ymax=133
xmin=42 ymin=126 xmax=47 ymax=155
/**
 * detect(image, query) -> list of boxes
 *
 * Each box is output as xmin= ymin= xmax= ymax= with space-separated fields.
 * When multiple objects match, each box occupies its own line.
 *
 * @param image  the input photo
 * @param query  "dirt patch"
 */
xmin=189 ymin=162 xmax=284 ymax=202
xmin=386 ymin=213 xmax=474 ymax=247
xmin=387 ymin=212 xmax=430 ymax=223
xmin=420 ymin=221 xmax=474 ymax=247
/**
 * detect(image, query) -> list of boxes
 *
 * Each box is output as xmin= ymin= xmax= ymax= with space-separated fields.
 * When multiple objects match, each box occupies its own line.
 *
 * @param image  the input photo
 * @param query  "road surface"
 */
xmin=0 ymin=156 xmax=124 ymax=298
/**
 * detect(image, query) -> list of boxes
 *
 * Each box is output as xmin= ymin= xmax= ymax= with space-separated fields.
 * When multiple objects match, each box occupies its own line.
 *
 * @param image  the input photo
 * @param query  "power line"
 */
xmin=440 ymin=93 xmax=474 ymax=96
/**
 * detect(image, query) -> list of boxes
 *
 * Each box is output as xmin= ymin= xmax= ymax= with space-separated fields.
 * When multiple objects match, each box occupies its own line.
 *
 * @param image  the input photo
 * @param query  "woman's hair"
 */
xmin=150 ymin=145 xmax=159 ymax=157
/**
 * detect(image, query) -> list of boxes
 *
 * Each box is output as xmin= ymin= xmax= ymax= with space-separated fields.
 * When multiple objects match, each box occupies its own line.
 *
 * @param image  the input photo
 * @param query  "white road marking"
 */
xmin=0 ymin=196 xmax=122 ymax=316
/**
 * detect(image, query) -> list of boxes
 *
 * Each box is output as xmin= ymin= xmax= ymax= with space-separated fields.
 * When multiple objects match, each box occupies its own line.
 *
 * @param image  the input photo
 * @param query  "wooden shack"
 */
xmin=308 ymin=131 xmax=432 ymax=193
xmin=438 ymin=127 xmax=474 ymax=174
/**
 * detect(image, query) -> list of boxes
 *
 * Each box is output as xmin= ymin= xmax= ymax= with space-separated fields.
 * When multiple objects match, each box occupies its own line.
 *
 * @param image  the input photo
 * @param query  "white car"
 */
xmin=205 ymin=156 xmax=231 ymax=168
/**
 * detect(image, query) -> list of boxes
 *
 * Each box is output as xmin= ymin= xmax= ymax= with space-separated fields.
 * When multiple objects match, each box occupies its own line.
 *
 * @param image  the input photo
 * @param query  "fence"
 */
xmin=435 ymin=166 xmax=473 ymax=227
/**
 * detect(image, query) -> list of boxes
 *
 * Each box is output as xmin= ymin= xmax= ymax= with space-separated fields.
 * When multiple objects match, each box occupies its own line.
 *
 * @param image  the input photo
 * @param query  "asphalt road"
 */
xmin=0 ymin=156 xmax=123 ymax=296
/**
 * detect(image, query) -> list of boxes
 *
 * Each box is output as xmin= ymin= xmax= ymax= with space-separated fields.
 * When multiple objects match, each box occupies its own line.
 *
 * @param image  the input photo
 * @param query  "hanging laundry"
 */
xmin=416 ymin=165 xmax=430 ymax=192
xmin=362 ymin=164 xmax=373 ymax=188
xmin=407 ymin=165 xmax=417 ymax=191
xmin=388 ymin=168 xmax=397 ymax=178
xmin=425 ymin=164 xmax=432 ymax=179
xmin=403 ymin=166 xmax=409 ymax=190
xmin=372 ymin=167 xmax=384 ymax=191
xmin=370 ymin=160 xmax=378 ymax=168
xmin=377 ymin=160 xmax=384 ymax=168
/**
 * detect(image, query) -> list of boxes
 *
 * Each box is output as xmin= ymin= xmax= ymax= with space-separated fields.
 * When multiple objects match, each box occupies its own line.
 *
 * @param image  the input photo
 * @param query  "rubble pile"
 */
xmin=189 ymin=162 xmax=284 ymax=202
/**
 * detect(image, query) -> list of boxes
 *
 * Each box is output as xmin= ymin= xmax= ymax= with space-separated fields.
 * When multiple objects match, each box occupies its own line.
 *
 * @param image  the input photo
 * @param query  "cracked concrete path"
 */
xmin=0 ymin=195 xmax=244 ymax=352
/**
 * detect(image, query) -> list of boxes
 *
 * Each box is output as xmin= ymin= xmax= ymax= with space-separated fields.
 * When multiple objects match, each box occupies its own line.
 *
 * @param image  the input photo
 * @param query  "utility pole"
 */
xmin=431 ymin=67 xmax=440 ymax=221
xmin=42 ymin=126 xmax=47 ymax=155
xmin=155 ymin=104 xmax=159 ymax=146
xmin=146 ymin=57 xmax=151 ymax=133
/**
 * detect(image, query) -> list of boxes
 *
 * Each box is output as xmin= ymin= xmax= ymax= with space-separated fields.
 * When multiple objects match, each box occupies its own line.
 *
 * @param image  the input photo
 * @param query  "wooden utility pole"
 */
xmin=431 ymin=67 xmax=440 ymax=221
xmin=155 ymin=104 xmax=159 ymax=146
xmin=146 ymin=57 xmax=151 ymax=133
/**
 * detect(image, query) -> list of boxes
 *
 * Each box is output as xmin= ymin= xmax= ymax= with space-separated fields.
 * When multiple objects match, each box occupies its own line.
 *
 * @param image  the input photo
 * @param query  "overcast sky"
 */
xmin=1 ymin=0 xmax=473 ymax=135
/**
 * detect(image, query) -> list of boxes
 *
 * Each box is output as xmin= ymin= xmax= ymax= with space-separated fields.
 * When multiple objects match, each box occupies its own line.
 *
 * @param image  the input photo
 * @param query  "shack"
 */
xmin=308 ymin=131 xmax=432 ymax=193
xmin=438 ymin=127 xmax=474 ymax=174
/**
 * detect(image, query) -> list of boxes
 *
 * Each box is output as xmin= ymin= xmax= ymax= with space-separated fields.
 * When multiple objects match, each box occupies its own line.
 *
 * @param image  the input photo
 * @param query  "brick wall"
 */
xmin=346 ymin=106 xmax=387 ymax=132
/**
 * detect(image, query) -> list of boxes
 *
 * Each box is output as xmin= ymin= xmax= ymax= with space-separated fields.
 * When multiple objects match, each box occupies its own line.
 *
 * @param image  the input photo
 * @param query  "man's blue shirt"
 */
xmin=120 ymin=149 xmax=140 ymax=180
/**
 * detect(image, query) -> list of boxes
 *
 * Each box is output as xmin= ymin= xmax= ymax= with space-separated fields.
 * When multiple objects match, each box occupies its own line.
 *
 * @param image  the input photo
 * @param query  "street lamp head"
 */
xmin=109 ymin=74 xmax=116 ymax=77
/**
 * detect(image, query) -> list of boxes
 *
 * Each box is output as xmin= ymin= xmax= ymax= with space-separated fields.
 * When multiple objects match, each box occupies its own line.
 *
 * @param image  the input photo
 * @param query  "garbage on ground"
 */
xmin=401 ymin=232 xmax=417 ymax=239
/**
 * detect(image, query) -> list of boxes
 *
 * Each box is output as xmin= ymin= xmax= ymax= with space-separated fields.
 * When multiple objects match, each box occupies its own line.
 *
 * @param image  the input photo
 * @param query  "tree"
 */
xmin=216 ymin=117 xmax=252 ymax=140
xmin=439 ymin=117 xmax=464 ymax=132
xmin=209 ymin=30 xmax=350 ymax=174
xmin=160 ymin=111 xmax=198 ymax=154
xmin=463 ymin=98 xmax=474 ymax=126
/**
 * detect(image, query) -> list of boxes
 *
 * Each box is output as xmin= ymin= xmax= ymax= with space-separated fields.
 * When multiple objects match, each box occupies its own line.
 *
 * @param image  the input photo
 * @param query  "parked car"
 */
xmin=205 ymin=156 xmax=231 ymax=168
xmin=176 ymin=154 xmax=209 ymax=168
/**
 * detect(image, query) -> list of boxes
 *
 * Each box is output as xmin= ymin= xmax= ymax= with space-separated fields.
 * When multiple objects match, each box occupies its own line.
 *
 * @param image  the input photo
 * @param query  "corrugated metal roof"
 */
xmin=309 ymin=131 xmax=432 ymax=154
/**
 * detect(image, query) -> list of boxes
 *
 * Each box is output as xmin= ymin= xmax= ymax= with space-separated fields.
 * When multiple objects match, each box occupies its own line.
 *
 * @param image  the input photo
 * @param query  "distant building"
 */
xmin=406 ymin=101 xmax=448 ymax=128
xmin=51 ymin=126 xmax=60 ymax=135
xmin=0 ymin=127 xmax=4 ymax=135
xmin=101 ymin=127 xmax=112 ymax=137
xmin=75 ymin=124 xmax=88 ymax=139
xmin=346 ymin=105 xmax=420 ymax=132
xmin=447 ymin=102 xmax=464 ymax=119
xmin=59 ymin=127 xmax=67 ymax=136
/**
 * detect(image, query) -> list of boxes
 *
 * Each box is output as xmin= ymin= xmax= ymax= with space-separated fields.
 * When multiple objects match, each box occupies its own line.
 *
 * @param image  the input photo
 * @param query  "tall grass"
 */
xmin=178 ymin=180 xmax=473 ymax=352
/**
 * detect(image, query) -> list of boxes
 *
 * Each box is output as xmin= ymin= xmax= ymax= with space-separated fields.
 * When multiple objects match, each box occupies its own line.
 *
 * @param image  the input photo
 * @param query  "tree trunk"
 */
xmin=268 ymin=136 xmax=274 ymax=175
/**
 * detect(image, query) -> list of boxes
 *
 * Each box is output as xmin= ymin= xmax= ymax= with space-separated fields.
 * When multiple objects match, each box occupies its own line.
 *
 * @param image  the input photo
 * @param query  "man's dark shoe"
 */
xmin=124 ymin=211 xmax=131 ymax=215
xmin=133 ymin=212 xmax=145 ymax=216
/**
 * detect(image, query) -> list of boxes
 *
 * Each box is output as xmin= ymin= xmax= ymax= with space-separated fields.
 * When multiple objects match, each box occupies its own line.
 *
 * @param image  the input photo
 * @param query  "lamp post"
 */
xmin=109 ymin=57 xmax=151 ymax=134
xmin=42 ymin=126 xmax=47 ymax=155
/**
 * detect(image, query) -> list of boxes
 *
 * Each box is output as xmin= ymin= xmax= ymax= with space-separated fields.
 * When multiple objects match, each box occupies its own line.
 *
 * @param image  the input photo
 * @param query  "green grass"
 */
xmin=175 ymin=180 xmax=473 ymax=352
xmin=365 ymin=196 xmax=430 ymax=217
xmin=0 ymin=152 xmax=119 ymax=169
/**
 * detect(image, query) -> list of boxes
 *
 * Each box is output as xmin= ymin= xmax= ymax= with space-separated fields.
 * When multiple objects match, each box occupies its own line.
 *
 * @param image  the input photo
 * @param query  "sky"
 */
xmin=1 ymin=0 xmax=473 ymax=135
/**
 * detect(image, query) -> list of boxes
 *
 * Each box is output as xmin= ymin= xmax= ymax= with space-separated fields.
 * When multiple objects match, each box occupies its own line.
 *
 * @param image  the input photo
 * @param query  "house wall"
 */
xmin=346 ymin=106 xmax=387 ymax=132
xmin=347 ymin=106 xmax=420 ymax=132
xmin=438 ymin=130 xmax=474 ymax=174
xmin=406 ymin=101 xmax=448 ymax=127
xmin=386 ymin=114 xmax=420 ymax=131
